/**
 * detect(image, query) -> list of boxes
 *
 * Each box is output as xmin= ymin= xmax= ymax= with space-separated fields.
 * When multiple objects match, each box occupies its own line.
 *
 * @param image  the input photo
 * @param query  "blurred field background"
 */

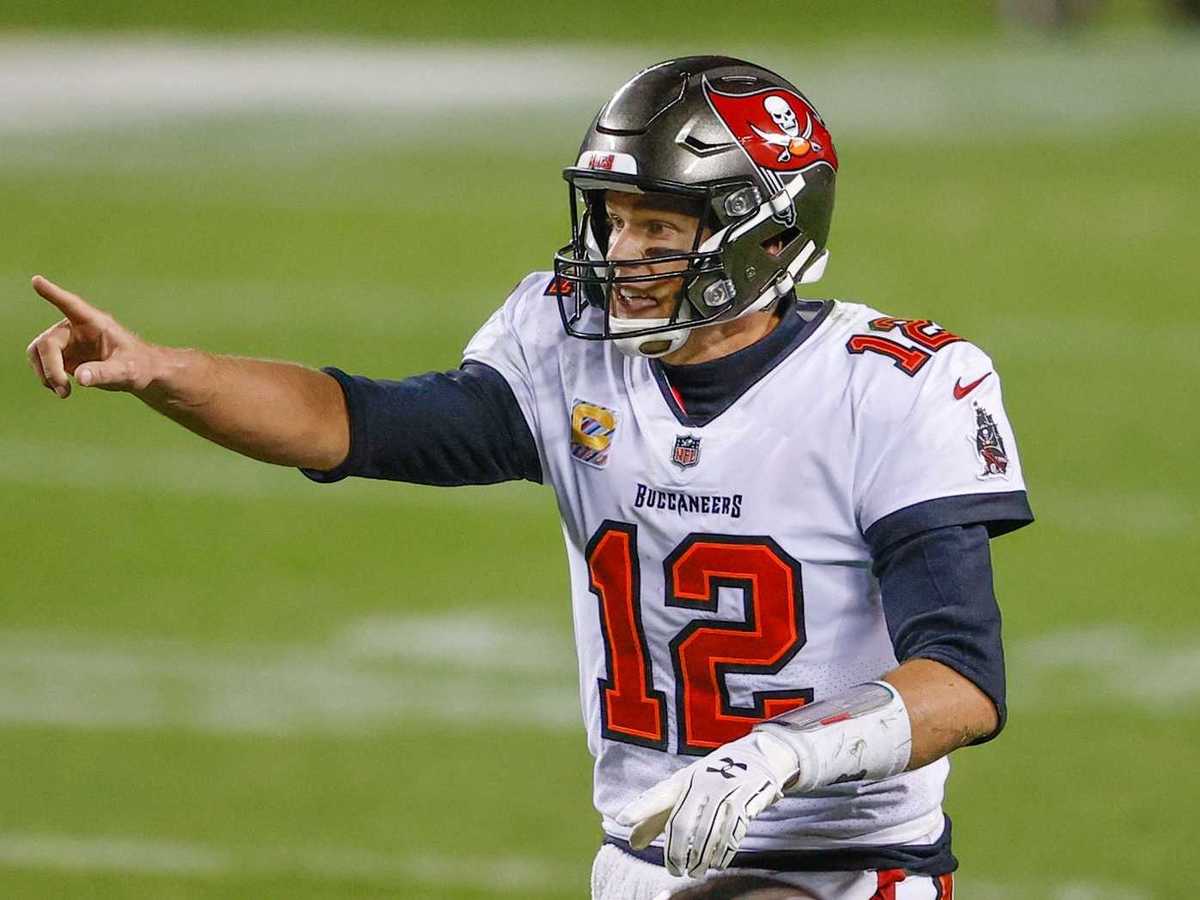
xmin=2 ymin=2 xmax=1197 ymax=897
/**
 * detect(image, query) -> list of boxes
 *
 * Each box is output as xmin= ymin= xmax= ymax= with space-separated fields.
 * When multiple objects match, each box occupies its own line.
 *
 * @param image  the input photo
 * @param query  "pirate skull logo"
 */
xmin=752 ymin=95 xmax=822 ymax=164
xmin=764 ymin=95 xmax=798 ymax=137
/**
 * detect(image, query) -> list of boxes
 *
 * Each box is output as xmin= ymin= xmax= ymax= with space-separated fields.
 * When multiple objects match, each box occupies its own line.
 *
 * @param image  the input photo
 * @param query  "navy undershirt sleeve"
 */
xmin=873 ymin=523 xmax=1008 ymax=742
xmin=300 ymin=362 xmax=541 ymax=486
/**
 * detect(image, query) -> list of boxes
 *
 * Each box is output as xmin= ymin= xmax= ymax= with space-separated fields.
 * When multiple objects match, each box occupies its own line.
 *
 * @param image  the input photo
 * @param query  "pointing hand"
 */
xmin=25 ymin=276 xmax=159 ymax=398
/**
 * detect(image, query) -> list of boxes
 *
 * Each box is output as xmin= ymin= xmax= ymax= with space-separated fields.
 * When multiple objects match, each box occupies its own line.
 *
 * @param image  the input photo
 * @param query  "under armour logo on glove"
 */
xmin=706 ymin=757 xmax=749 ymax=780
xmin=615 ymin=732 xmax=800 ymax=877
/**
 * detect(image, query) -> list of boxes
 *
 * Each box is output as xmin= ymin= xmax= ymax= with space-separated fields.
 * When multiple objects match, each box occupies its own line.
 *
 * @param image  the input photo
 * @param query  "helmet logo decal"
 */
xmin=755 ymin=96 xmax=821 ymax=164
xmin=703 ymin=79 xmax=837 ymax=175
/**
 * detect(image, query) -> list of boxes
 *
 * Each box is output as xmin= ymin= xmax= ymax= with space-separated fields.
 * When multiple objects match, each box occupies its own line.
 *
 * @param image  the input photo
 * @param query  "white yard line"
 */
xmin=0 ymin=833 xmax=227 ymax=877
xmin=0 ymin=436 xmax=547 ymax=510
xmin=0 ymin=616 xmax=1194 ymax=740
xmin=0 ymin=615 xmax=579 ymax=736
xmin=339 ymin=611 xmax=576 ymax=673
xmin=0 ymin=831 xmax=576 ymax=892
xmin=0 ymin=34 xmax=1195 ymax=139
xmin=1012 ymin=624 xmax=1200 ymax=712
xmin=0 ymin=38 xmax=635 ymax=134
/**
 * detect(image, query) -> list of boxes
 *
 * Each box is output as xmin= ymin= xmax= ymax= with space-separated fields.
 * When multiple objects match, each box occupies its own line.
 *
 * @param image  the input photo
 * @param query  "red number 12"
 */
xmin=587 ymin=521 xmax=811 ymax=756
xmin=845 ymin=316 xmax=963 ymax=376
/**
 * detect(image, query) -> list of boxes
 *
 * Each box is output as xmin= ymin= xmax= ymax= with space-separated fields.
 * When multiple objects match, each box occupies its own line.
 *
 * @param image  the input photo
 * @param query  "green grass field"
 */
xmin=0 ymin=0 xmax=1166 ymax=41
xmin=2 ymin=19 xmax=1198 ymax=900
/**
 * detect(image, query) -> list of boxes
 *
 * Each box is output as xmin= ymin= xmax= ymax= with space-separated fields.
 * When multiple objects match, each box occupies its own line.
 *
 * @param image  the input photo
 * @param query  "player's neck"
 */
xmin=661 ymin=308 xmax=783 ymax=366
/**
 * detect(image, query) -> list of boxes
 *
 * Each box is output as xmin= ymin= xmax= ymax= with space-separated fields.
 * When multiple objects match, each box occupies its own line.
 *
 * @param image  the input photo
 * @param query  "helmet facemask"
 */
xmin=553 ymin=173 xmax=828 ymax=359
xmin=555 ymin=178 xmax=725 ymax=358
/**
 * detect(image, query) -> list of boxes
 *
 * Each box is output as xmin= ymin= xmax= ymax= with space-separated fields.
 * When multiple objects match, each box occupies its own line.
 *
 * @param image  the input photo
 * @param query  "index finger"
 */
xmin=31 ymin=275 xmax=101 ymax=324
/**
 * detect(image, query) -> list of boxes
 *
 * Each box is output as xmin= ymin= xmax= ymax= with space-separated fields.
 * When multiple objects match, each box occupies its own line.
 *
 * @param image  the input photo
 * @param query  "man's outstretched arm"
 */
xmin=25 ymin=275 xmax=349 ymax=470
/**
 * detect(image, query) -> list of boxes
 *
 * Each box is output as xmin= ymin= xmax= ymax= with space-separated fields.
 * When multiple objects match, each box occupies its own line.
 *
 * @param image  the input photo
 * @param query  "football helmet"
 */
xmin=553 ymin=56 xmax=837 ymax=358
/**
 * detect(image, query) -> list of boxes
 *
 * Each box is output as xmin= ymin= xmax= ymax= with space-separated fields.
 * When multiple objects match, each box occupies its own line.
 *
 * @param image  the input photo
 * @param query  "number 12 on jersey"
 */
xmin=586 ymin=521 xmax=812 ymax=756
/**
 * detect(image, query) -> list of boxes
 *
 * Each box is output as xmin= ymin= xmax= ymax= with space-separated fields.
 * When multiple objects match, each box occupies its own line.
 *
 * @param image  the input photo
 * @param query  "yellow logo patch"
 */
xmin=570 ymin=400 xmax=618 ymax=468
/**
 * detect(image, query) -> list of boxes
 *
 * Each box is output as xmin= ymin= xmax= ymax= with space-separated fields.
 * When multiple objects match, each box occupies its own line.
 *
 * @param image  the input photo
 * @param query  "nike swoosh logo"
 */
xmin=953 ymin=372 xmax=992 ymax=400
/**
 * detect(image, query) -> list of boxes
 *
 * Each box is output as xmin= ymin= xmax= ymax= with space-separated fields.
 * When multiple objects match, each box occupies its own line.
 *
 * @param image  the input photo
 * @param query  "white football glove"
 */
xmin=614 ymin=731 xmax=799 ymax=878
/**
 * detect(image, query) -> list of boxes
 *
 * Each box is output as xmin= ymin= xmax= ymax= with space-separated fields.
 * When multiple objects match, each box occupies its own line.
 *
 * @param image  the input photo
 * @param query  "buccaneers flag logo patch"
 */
xmin=704 ymin=80 xmax=837 ymax=174
xmin=973 ymin=402 xmax=1009 ymax=478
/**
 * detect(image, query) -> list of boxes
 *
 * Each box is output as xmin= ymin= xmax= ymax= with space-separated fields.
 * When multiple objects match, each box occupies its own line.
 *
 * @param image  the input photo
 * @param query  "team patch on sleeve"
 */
xmin=570 ymin=399 xmax=617 ymax=468
xmin=971 ymin=402 xmax=1009 ymax=478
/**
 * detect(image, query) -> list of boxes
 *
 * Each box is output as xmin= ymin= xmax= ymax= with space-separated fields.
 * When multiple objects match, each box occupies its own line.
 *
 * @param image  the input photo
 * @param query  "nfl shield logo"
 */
xmin=671 ymin=434 xmax=701 ymax=469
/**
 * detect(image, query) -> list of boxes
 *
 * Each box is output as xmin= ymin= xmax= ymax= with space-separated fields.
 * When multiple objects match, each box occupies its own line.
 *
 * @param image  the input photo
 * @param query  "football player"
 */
xmin=26 ymin=57 xmax=1029 ymax=899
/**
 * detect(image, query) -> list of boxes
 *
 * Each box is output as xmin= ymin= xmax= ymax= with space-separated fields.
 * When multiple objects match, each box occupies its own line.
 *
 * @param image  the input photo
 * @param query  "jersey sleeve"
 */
xmin=460 ymin=272 xmax=550 ymax=468
xmin=855 ymin=340 xmax=1034 ymax=555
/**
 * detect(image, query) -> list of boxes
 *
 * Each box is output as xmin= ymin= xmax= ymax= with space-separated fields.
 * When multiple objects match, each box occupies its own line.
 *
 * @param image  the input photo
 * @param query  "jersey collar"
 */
xmin=651 ymin=297 xmax=832 ymax=428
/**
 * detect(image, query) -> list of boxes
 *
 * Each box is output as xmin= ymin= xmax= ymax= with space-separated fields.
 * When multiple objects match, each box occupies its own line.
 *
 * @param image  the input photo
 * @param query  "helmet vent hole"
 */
xmin=763 ymin=227 xmax=801 ymax=257
xmin=681 ymin=133 xmax=727 ymax=154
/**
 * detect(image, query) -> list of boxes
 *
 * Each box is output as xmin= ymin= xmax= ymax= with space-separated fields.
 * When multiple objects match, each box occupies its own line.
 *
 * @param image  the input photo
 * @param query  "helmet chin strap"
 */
xmin=608 ymin=283 xmax=696 ymax=359
xmin=610 ymin=310 xmax=692 ymax=358
xmin=611 ymin=318 xmax=691 ymax=358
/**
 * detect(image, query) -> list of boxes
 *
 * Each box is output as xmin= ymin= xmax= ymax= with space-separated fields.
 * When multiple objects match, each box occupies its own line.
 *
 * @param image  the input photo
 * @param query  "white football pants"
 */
xmin=590 ymin=843 xmax=953 ymax=900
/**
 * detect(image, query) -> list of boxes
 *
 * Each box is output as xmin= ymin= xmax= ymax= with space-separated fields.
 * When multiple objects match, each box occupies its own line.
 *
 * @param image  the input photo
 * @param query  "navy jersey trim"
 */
xmin=864 ymin=490 xmax=1033 ymax=558
xmin=651 ymin=298 xmax=832 ymax=428
xmin=603 ymin=814 xmax=956 ymax=875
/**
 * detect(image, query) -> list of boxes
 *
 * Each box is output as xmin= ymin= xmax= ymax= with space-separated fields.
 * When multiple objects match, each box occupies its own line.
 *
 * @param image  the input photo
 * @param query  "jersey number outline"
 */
xmin=846 ymin=316 xmax=963 ymax=376
xmin=587 ymin=521 xmax=811 ymax=756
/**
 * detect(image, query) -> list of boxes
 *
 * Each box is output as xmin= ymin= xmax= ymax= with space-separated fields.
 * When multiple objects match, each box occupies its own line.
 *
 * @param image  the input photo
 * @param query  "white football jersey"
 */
xmin=464 ymin=271 xmax=1028 ymax=853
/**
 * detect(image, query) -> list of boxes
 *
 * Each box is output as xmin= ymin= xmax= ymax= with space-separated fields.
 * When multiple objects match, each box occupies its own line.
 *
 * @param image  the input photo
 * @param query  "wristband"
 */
xmin=753 ymin=681 xmax=912 ymax=793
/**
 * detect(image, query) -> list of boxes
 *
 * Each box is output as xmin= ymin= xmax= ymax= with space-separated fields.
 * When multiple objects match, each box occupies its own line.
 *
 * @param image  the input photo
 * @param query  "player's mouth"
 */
xmin=612 ymin=287 xmax=666 ymax=319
